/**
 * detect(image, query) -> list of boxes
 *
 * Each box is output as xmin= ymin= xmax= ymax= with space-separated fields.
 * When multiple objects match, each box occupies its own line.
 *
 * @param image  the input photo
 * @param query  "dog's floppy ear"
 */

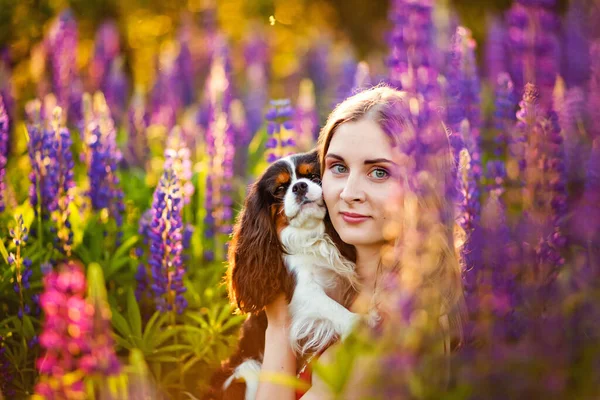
xmin=226 ymin=180 xmax=294 ymax=314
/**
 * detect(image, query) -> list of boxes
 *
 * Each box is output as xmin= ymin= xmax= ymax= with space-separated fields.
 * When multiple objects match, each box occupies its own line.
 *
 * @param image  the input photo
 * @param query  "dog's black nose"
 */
xmin=292 ymin=181 xmax=308 ymax=195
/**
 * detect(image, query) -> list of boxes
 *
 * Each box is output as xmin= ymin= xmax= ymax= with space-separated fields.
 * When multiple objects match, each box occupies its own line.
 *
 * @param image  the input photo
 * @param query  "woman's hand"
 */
xmin=264 ymin=292 xmax=291 ymax=328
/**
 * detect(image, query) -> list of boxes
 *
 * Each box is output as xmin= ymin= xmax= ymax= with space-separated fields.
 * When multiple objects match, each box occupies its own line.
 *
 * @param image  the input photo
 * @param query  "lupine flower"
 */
xmin=0 ymin=94 xmax=8 ymax=212
xmin=46 ymin=9 xmax=78 ymax=119
xmin=265 ymin=99 xmax=295 ymax=163
xmin=572 ymin=139 xmax=600 ymax=245
xmin=26 ymin=101 xmax=75 ymax=255
xmin=0 ymin=335 xmax=15 ymax=398
xmin=165 ymin=126 xmax=194 ymax=205
xmin=387 ymin=0 xmax=437 ymax=99
xmin=176 ymin=32 xmax=195 ymax=108
xmin=294 ymin=79 xmax=319 ymax=151
xmin=148 ymin=168 xmax=187 ymax=313
xmin=34 ymin=261 xmax=121 ymax=400
xmin=560 ymin=0 xmax=591 ymax=88
xmin=506 ymin=0 xmax=560 ymax=110
xmin=334 ymin=55 xmax=358 ymax=107
xmin=203 ymin=46 xmax=236 ymax=261
xmin=103 ymin=57 xmax=128 ymax=126
xmin=485 ymin=15 xmax=508 ymax=83
xmin=124 ymin=90 xmax=149 ymax=168
xmin=519 ymin=84 xmax=567 ymax=282
xmin=493 ymin=73 xmax=517 ymax=157
xmin=0 ymin=48 xmax=13 ymax=121
xmin=35 ymin=261 xmax=91 ymax=399
xmin=555 ymin=83 xmax=586 ymax=182
xmin=588 ymin=41 xmax=600 ymax=140
xmin=243 ymin=31 xmax=270 ymax=138
xmin=89 ymin=20 xmax=121 ymax=91
xmin=150 ymin=43 xmax=180 ymax=130
xmin=8 ymin=215 xmax=33 ymax=320
xmin=87 ymin=92 xmax=125 ymax=239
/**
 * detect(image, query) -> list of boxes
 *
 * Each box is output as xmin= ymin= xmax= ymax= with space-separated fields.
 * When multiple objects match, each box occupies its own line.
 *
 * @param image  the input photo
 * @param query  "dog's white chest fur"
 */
xmin=280 ymin=223 xmax=360 ymax=355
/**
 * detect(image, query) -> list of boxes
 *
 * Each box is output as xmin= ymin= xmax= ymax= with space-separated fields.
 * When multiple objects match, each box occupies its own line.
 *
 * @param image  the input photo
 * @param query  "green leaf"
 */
xmin=22 ymin=315 xmax=35 ymax=339
xmin=0 ymin=239 xmax=9 ymax=265
xmin=127 ymin=288 xmax=142 ymax=339
xmin=111 ymin=307 xmax=132 ymax=339
xmin=141 ymin=311 xmax=164 ymax=345
xmin=111 ymin=235 xmax=138 ymax=264
xmin=146 ymin=355 xmax=179 ymax=363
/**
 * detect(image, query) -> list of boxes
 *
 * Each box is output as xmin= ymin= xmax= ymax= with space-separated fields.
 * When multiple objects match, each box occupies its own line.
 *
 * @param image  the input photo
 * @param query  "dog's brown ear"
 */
xmin=226 ymin=181 xmax=294 ymax=314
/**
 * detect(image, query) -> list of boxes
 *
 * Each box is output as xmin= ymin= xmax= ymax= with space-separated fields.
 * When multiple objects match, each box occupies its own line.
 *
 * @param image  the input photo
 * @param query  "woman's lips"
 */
xmin=340 ymin=212 xmax=370 ymax=223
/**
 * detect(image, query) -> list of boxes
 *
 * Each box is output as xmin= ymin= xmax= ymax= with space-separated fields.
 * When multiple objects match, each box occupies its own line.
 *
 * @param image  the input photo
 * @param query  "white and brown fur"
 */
xmin=205 ymin=150 xmax=359 ymax=400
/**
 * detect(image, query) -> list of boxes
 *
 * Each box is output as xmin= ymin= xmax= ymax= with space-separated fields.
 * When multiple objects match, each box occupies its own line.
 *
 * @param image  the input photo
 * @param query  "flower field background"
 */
xmin=0 ymin=0 xmax=599 ymax=398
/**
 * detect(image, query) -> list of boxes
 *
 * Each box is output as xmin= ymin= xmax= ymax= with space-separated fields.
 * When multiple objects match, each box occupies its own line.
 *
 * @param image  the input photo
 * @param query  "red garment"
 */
xmin=295 ymin=346 xmax=329 ymax=399
xmin=295 ymin=362 xmax=312 ymax=399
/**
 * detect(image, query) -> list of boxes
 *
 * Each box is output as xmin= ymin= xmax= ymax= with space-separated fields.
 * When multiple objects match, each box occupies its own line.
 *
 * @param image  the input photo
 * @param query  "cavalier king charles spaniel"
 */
xmin=205 ymin=149 xmax=360 ymax=400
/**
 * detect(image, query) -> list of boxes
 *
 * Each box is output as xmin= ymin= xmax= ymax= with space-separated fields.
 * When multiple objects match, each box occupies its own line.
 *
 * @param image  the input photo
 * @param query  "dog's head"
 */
xmin=226 ymin=150 xmax=325 ymax=313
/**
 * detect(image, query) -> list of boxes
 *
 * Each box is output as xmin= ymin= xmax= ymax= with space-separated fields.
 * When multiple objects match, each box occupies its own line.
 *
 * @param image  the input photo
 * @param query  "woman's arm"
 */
xmin=255 ymin=294 xmax=297 ymax=400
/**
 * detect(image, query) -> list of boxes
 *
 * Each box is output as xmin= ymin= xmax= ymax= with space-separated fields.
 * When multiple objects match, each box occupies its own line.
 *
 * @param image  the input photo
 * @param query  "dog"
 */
xmin=205 ymin=149 xmax=360 ymax=400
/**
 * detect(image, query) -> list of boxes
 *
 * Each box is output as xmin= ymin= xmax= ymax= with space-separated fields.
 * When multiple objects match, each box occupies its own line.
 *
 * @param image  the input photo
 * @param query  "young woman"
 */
xmin=255 ymin=86 xmax=466 ymax=400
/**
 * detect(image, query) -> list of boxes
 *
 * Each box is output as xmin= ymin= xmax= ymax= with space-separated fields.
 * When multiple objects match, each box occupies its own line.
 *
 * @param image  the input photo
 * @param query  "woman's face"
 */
xmin=322 ymin=118 xmax=402 ymax=252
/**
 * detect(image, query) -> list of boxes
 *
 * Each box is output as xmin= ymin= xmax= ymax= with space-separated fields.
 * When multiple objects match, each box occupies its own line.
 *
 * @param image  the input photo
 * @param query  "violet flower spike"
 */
xmin=148 ymin=168 xmax=187 ymax=314
xmin=0 ymin=95 xmax=8 ymax=212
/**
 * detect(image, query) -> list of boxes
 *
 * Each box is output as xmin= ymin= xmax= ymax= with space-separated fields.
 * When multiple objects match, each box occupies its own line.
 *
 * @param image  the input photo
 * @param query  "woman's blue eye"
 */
xmin=332 ymin=164 xmax=347 ymax=174
xmin=370 ymin=168 xmax=389 ymax=179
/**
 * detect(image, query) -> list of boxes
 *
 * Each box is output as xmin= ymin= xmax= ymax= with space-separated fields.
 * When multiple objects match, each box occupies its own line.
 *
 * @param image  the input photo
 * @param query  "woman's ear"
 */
xmin=226 ymin=182 xmax=294 ymax=314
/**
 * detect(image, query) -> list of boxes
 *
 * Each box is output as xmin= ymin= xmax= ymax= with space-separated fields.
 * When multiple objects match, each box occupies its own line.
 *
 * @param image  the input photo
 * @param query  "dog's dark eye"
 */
xmin=275 ymin=185 xmax=286 ymax=194
xmin=308 ymin=174 xmax=320 ymax=182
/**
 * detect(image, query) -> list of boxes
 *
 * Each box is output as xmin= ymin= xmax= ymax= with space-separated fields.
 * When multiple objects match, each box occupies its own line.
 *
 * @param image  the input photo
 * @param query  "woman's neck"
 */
xmin=354 ymin=245 xmax=382 ymax=290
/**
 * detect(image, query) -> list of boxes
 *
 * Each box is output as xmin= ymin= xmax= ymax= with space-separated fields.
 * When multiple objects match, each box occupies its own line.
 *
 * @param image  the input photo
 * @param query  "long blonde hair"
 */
xmin=317 ymin=85 xmax=466 ymax=348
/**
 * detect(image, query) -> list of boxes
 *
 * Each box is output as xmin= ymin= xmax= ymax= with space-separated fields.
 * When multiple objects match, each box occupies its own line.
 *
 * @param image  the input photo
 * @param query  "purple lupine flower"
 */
xmin=506 ymin=0 xmax=560 ymax=110
xmin=556 ymin=85 xmax=586 ymax=183
xmin=446 ymin=27 xmax=482 ymax=151
xmin=8 ymin=215 xmax=34 ymax=320
xmin=387 ymin=0 xmax=436 ymax=92
xmin=35 ymin=261 xmax=91 ymax=399
xmin=124 ymin=90 xmax=150 ymax=168
xmin=0 ymin=95 xmax=8 ymax=212
xmin=588 ymin=41 xmax=600 ymax=140
xmin=294 ymin=79 xmax=319 ymax=151
xmin=87 ymin=93 xmax=125 ymax=238
xmin=26 ymin=101 xmax=75 ymax=255
xmin=149 ymin=47 xmax=179 ymax=130
xmin=202 ymin=47 xmax=237 ymax=261
xmin=485 ymin=15 xmax=508 ymax=83
xmin=334 ymin=55 xmax=358 ymax=107
xmin=265 ymin=99 xmax=295 ymax=163
xmin=46 ymin=9 xmax=78 ymax=119
xmin=572 ymin=139 xmax=600 ymax=243
xmin=0 ymin=48 xmax=14 ymax=122
xmin=165 ymin=126 xmax=194 ymax=205
xmin=493 ymin=73 xmax=517 ymax=156
xmin=560 ymin=0 xmax=590 ymax=88
xmin=104 ymin=57 xmax=129 ymax=126
xmin=177 ymin=28 xmax=195 ymax=107
xmin=89 ymin=20 xmax=121 ymax=91
xmin=243 ymin=31 xmax=270 ymax=138
xmin=148 ymin=168 xmax=187 ymax=313
xmin=518 ymin=84 xmax=567 ymax=281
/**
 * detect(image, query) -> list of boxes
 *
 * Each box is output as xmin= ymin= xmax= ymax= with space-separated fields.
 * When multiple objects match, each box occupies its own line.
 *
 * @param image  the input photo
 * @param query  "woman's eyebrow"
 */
xmin=327 ymin=153 xmax=398 ymax=166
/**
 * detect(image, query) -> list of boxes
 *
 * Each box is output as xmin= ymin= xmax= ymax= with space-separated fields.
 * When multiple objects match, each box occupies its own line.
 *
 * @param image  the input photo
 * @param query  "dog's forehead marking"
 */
xmin=298 ymin=163 xmax=314 ymax=176
xmin=281 ymin=156 xmax=297 ymax=181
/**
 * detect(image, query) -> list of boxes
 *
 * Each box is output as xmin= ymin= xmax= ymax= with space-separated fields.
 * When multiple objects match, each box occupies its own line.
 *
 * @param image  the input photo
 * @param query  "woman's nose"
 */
xmin=339 ymin=173 xmax=366 ymax=203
